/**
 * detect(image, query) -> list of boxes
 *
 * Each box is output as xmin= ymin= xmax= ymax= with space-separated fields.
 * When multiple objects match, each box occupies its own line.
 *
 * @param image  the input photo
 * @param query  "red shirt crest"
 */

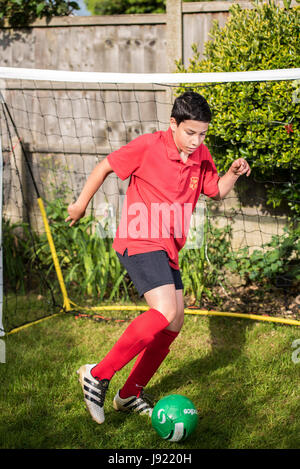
xmin=189 ymin=176 xmax=199 ymax=190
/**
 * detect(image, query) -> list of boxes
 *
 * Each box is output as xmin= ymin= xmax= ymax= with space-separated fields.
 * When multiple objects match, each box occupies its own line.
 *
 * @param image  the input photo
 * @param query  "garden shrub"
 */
xmin=176 ymin=0 xmax=300 ymax=216
xmin=227 ymin=222 xmax=300 ymax=288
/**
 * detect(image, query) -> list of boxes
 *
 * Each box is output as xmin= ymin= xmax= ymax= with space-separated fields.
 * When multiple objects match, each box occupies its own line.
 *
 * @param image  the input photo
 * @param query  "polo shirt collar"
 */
xmin=164 ymin=127 xmax=200 ymax=166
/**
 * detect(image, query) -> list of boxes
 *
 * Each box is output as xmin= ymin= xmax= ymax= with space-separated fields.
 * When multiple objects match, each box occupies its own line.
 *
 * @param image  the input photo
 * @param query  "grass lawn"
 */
xmin=0 ymin=309 xmax=299 ymax=450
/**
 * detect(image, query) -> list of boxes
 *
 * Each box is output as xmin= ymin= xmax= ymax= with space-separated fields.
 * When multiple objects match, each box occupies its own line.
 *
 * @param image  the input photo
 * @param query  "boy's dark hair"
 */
xmin=171 ymin=91 xmax=212 ymax=125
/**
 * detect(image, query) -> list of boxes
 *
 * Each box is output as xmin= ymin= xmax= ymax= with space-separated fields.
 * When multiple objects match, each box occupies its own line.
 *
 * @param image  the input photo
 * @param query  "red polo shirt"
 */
xmin=107 ymin=127 xmax=219 ymax=269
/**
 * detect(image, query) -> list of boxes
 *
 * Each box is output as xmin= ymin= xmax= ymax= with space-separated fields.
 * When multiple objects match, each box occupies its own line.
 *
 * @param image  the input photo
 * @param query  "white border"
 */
xmin=0 ymin=67 xmax=299 ymax=84
xmin=0 ymin=133 xmax=4 ymax=338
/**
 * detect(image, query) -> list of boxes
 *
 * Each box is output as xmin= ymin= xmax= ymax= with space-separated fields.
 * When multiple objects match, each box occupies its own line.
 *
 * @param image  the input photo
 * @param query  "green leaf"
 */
xmin=69 ymin=1 xmax=80 ymax=9
xmin=36 ymin=2 xmax=46 ymax=15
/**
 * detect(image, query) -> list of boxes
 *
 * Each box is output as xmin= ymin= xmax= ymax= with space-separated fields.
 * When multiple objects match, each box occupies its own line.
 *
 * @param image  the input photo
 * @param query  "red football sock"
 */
xmin=91 ymin=308 xmax=169 ymax=381
xmin=119 ymin=328 xmax=179 ymax=399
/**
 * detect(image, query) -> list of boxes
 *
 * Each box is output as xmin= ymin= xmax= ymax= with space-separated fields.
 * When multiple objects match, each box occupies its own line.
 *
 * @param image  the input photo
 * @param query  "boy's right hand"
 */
xmin=65 ymin=202 xmax=86 ymax=227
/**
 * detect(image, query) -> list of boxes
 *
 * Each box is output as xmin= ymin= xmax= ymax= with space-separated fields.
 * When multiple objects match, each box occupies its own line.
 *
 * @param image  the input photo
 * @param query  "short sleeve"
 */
xmin=201 ymin=149 xmax=220 ymax=198
xmin=107 ymin=134 xmax=149 ymax=181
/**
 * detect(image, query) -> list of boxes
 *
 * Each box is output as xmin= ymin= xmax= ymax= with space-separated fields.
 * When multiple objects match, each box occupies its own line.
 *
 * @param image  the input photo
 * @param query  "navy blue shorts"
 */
xmin=116 ymin=249 xmax=184 ymax=298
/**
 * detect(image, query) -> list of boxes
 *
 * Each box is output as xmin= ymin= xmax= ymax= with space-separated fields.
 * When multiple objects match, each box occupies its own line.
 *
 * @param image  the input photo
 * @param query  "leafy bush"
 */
xmin=85 ymin=0 xmax=165 ymax=15
xmin=33 ymin=196 xmax=131 ymax=302
xmin=227 ymin=223 xmax=300 ymax=288
xmin=3 ymin=218 xmax=33 ymax=293
xmin=176 ymin=0 xmax=300 ymax=215
xmin=0 ymin=0 xmax=79 ymax=27
xmin=3 ymin=198 xmax=132 ymax=303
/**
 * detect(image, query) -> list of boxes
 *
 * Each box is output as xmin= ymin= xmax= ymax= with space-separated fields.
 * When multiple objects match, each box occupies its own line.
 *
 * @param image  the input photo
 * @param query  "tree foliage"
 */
xmin=84 ymin=0 xmax=212 ymax=16
xmin=84 ymin=0 xmax=165 ymax=15
xmin=0 ymin=0 xmax=80 ymax=27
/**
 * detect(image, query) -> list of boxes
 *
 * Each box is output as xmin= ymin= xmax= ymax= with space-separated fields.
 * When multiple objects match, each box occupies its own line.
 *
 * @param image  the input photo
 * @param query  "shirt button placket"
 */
xmin=178 ymin=164 xmax=184 ymax=193
xmin=180 ymin=163 xmax=188 ymax=192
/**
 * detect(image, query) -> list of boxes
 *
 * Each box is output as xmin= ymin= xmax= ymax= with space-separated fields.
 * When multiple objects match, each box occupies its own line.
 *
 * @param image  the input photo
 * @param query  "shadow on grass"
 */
xmin=148 ymin=316 xmax=255 ymax=449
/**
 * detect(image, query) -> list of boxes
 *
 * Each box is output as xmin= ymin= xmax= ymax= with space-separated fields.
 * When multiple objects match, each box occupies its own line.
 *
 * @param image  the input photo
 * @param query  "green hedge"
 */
xmin=176 ymin=0 xmax=300 ymax=215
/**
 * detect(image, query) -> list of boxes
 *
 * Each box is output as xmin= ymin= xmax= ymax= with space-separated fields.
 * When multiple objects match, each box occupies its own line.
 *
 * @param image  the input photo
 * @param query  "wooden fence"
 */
xmin=0 ymin=1 xmax=294 ymax=254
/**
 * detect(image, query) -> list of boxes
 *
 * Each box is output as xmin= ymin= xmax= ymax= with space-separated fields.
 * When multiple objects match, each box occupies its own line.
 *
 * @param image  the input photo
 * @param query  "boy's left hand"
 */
xmin=230 ymin=158 xmax=251 ymax=177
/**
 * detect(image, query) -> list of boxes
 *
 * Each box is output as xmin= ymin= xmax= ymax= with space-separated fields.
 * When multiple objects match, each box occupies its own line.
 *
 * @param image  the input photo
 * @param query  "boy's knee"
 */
xmin=171 ymin=308 xmax=185 ymax=331
xmin=177 ymin=313 xmax=184 ymax=330
xmin=157 ymin=305 xmax=177 ymax=324
xmin=160 ymin=304 xmax=185 ymax=328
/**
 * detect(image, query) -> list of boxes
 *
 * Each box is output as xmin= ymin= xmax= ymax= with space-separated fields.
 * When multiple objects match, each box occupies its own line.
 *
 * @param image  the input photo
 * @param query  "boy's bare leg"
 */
xmin=144 ymin=284 xmax=184 ymax=332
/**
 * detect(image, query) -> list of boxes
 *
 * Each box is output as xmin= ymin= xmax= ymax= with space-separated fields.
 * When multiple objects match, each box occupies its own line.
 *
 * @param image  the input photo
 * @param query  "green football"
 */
xmin=151 ymin=394 xmax=198 ymax=442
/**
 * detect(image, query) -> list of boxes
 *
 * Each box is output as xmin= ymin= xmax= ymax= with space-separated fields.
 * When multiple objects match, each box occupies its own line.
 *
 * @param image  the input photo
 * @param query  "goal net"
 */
xmin=1 ymin=67 xmax=299 ymax=334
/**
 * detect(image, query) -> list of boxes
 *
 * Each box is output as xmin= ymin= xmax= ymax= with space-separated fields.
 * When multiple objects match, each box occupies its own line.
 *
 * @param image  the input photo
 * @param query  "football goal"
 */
xmin=1 ymin=66 xmax=299 ymax=334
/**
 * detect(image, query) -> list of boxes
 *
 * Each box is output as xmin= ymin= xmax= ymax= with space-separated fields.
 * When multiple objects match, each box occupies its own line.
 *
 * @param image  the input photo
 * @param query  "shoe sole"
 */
xmin=77 ymin=365 xmax=105 ymax=424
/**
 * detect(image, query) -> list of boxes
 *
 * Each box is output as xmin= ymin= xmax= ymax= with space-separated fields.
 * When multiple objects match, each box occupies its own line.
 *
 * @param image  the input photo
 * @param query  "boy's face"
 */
xmin=170 ymin=118 xmax=209 ymax=155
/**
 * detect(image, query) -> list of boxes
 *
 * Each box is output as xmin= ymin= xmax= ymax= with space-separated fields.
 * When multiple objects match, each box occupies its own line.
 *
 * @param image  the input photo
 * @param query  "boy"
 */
xmin=66 ymin=91 xmax=250 ymax=425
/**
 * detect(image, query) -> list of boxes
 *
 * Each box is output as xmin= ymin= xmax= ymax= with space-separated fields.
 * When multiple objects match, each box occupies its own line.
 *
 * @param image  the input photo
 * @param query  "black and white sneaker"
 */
xmin=113 ymin=389 xmax=153 ymax=417
xmin=76 ymin=364 xmax=109 ymax=424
